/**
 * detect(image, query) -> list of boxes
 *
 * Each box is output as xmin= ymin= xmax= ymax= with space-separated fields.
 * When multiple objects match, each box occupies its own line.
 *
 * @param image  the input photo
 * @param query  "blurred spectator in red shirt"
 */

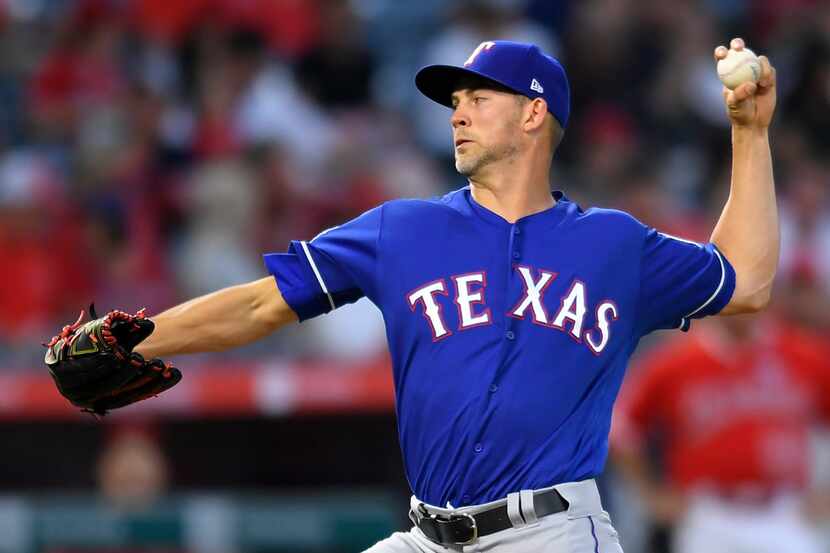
xmin=29 ymin=0 xmax=126 ymax=142
xmin=131 ymin=0 xmax=321 ymax=57
xmin=0 ymin=152 xmax=93 ymax=343
xmin=612 ymin=312 xmax=830 ymax=553
xmin=777 ymin=159 xmax=830 ymax=333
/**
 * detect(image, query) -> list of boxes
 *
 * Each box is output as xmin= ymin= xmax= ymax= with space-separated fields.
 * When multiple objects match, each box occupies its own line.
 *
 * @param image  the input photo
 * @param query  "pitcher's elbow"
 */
xmin=747 ymin=288 xmax=772 ymax=312
xmin=738 ymin=278 xmax=775 ymax=312
xmin=732 ymin=264 xmax=776 ymax=313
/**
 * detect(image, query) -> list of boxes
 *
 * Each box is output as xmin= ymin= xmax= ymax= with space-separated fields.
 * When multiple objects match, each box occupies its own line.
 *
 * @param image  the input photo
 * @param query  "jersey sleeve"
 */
xmin=636 ymin=228 xmax=736 ymax=336
xmin=262 ymin=205 xmax=383 ymax=321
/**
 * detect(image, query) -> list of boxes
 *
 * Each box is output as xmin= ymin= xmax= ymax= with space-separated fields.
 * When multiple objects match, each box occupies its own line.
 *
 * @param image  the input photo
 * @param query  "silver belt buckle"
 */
xmin=452 ymin=511 xmax=478 ymax=545
xmin=412 ymin=503 xmax=478 ymax=546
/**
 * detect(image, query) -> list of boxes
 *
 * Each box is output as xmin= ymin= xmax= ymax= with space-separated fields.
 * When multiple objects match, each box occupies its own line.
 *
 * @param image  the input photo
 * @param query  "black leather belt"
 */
xmin=409 ymin=489 xmax=569 ymax=546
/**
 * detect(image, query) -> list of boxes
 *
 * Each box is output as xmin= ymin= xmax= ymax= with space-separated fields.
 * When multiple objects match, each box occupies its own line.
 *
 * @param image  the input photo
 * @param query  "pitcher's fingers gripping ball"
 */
xmin=716 ymin=38 xmax=761 ymax=90
xmin=44 ymin=305 xmax=181 ymax=416
xmin=714 ymin=37 xmax=777 ymax=129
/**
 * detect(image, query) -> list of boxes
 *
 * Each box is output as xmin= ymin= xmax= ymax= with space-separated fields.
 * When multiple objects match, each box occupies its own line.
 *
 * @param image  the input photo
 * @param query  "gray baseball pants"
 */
xmin=364 ymin=479 xmax=624 ymax=552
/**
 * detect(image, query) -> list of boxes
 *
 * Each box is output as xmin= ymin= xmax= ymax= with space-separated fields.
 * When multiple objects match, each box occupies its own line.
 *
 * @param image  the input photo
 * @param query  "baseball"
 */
xmin=717 ymin=47 xmax=761 ymax=90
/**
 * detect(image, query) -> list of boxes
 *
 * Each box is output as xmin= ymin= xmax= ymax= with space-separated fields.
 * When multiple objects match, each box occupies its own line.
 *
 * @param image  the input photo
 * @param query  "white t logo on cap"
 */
xmin=530 ymin=78 xmax=544 ymax=93
xmin=464 ymin=41 xmax=496 ymax=67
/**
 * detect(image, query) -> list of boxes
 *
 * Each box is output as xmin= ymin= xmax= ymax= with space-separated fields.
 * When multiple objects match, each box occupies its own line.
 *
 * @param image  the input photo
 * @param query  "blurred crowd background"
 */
xmin=0 ymin=0 xmax=828 ymax=552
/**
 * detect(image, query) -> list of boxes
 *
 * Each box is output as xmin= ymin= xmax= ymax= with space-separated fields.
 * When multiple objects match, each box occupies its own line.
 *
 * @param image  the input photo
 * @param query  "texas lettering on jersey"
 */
xmin=407 ymin=265 xmax=619 ymax=355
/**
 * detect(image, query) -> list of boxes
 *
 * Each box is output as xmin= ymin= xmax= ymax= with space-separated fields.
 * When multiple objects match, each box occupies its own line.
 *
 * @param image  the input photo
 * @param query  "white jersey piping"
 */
xmin=684 ymin=248 xmax=726 ymax=319
xmin=300 ymin=241 xmax=336 ymax=311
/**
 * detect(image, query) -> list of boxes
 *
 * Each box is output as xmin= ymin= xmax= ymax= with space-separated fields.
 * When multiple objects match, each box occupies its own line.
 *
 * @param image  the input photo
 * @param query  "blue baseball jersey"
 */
xmin=264 ymin=186 xmax=735 ymax=507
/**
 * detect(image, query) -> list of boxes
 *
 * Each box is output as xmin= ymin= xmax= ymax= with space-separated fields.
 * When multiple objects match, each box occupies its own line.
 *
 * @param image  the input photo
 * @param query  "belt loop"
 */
xmin=519 ymin=490 xmax=539 ymax=526
xmin=506 ymin=492 xmax=525 ymax=528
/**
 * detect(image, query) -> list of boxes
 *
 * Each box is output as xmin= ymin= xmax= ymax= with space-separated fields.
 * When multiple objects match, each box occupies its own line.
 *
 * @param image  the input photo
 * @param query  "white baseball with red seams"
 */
xmin=717 ymin=47 xmax=761 ymax=90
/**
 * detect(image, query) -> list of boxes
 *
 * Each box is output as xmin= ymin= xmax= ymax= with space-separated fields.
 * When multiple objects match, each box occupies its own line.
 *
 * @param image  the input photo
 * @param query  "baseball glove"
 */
xmin=44 ymin=305 xmax=181 ymax=416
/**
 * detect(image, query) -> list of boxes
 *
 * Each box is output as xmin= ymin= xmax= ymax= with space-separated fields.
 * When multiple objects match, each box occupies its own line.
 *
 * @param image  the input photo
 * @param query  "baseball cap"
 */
xmin=415 ymin=40 xmax=571 ymax=128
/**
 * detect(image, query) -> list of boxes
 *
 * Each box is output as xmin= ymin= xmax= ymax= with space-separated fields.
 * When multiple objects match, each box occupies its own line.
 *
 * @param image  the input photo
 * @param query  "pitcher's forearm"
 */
xmin=710 ymin=127 xmax=779 ymax=310
xmin=135 ymin=277 xmax=297 ymax=358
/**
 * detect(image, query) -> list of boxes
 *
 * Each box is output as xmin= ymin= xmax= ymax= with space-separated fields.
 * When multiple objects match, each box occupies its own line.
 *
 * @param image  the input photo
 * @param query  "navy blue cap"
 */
xmin=415 ymin=40 xmax=571 ymax=129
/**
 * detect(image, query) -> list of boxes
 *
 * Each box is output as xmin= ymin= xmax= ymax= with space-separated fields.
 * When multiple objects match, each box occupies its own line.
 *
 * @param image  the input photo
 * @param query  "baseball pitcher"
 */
xmin=44 ymin=38 xmax=778 ymax=552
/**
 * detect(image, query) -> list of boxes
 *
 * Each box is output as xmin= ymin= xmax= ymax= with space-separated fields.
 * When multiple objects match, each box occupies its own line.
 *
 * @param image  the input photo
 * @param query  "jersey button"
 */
xmin=474 ymin=443 xmax=483 ymax=453
xmin=489 ymin=384 xmax=498 ymax=393
xmin=512 ymin=251 xmax=520 ymax=259
xmin=513 ymin=228 xmax=521 ymax=235
xmin=505 ymin=330 xmax=515 ymax=340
